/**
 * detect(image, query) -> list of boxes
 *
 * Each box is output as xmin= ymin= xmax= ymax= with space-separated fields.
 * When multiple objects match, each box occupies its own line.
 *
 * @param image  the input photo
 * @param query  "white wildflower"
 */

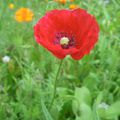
xmin=98 ymin=102 xmax=109 ymax=110
xmin=2 ymin=55 xmax=11 ymax=63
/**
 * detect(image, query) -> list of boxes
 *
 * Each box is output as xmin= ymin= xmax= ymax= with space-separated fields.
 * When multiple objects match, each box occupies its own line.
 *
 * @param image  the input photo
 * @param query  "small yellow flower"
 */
xmin=15 ymin=8 xmax=34 ymax=22
xmin=69 ymin=4 xmax=78 ymax=10
xmin=9 ymin=3 xmax=14 ymax=9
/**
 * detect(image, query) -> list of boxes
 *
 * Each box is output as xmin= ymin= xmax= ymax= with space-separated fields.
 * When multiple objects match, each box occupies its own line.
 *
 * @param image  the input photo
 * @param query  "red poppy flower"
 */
xmin=34 ymin=8 xmax=99 ymax=60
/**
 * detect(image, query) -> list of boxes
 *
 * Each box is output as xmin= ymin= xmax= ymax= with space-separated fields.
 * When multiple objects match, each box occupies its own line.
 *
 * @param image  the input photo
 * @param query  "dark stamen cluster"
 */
xmin=54 ymin=32 xmax=75 ymax=49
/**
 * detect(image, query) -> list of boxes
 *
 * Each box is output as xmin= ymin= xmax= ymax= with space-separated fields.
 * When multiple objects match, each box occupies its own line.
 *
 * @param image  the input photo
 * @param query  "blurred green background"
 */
xmin=0 ymin=0 xmax=120 ymax=120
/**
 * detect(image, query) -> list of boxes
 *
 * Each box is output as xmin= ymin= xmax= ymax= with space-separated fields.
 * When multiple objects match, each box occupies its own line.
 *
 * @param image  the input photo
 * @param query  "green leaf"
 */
xmin=74 ymin=104 xmax=93 ymax=120
xmin=80 ymin=103 xmax=93 ymax=120
xmin=106 ymin=101 xmax=120 ymax=119
xmin=41 ymin=99 xmax=54 ymax=120
xmin=95 ymin=92 xmax=103 ymax=105
xmin=72 ymin=87 xmax=92 ymax=119
xmin=74 ymin=87 xmax=92 ymax=106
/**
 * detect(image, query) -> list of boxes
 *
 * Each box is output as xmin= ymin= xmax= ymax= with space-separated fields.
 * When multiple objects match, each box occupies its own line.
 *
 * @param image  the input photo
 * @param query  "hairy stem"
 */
xmin=49 ymin=59 xmax=63 ymax=110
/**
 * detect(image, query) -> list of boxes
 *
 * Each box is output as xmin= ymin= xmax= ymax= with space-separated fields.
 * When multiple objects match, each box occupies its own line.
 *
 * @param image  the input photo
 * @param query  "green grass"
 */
xmin=0 ymin=0 xmax=120 ymax=120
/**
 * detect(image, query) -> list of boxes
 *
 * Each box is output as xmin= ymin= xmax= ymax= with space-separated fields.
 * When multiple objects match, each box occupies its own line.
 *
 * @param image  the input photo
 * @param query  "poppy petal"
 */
xmin=34 ymin=9 xmax=100 ymax=60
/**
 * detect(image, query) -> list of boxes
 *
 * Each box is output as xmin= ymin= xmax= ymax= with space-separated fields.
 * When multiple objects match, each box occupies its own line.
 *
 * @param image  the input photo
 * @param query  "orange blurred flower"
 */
xmin=15 ymin=8 xmax=34 ymax=22
xmin=69 ymin=4 xmax=78 ymax=10
xmin=59 ymin=0 xmax=67 ymax=4
xmin=69 ymin=0 xmax=74 ymax=2
xmin=9 ymin=3 xmax=14 ymax=9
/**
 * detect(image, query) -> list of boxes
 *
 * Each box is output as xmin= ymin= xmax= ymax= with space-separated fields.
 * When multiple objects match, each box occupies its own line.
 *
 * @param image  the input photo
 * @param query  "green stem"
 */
xmin=49 ymin=59 xmax=63 ymax=110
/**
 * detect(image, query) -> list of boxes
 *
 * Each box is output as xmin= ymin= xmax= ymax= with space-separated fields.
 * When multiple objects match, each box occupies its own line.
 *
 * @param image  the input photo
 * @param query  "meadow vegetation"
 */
xmin=0 ymin=0 xmax=120 ymax=120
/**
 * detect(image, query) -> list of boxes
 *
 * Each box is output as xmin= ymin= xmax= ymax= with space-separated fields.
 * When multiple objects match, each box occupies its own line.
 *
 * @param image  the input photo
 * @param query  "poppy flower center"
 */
xmin=60 ymin=37 xmax=69 ymax=45
xmin=54 ymin=32 xmax=75 ymax=49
